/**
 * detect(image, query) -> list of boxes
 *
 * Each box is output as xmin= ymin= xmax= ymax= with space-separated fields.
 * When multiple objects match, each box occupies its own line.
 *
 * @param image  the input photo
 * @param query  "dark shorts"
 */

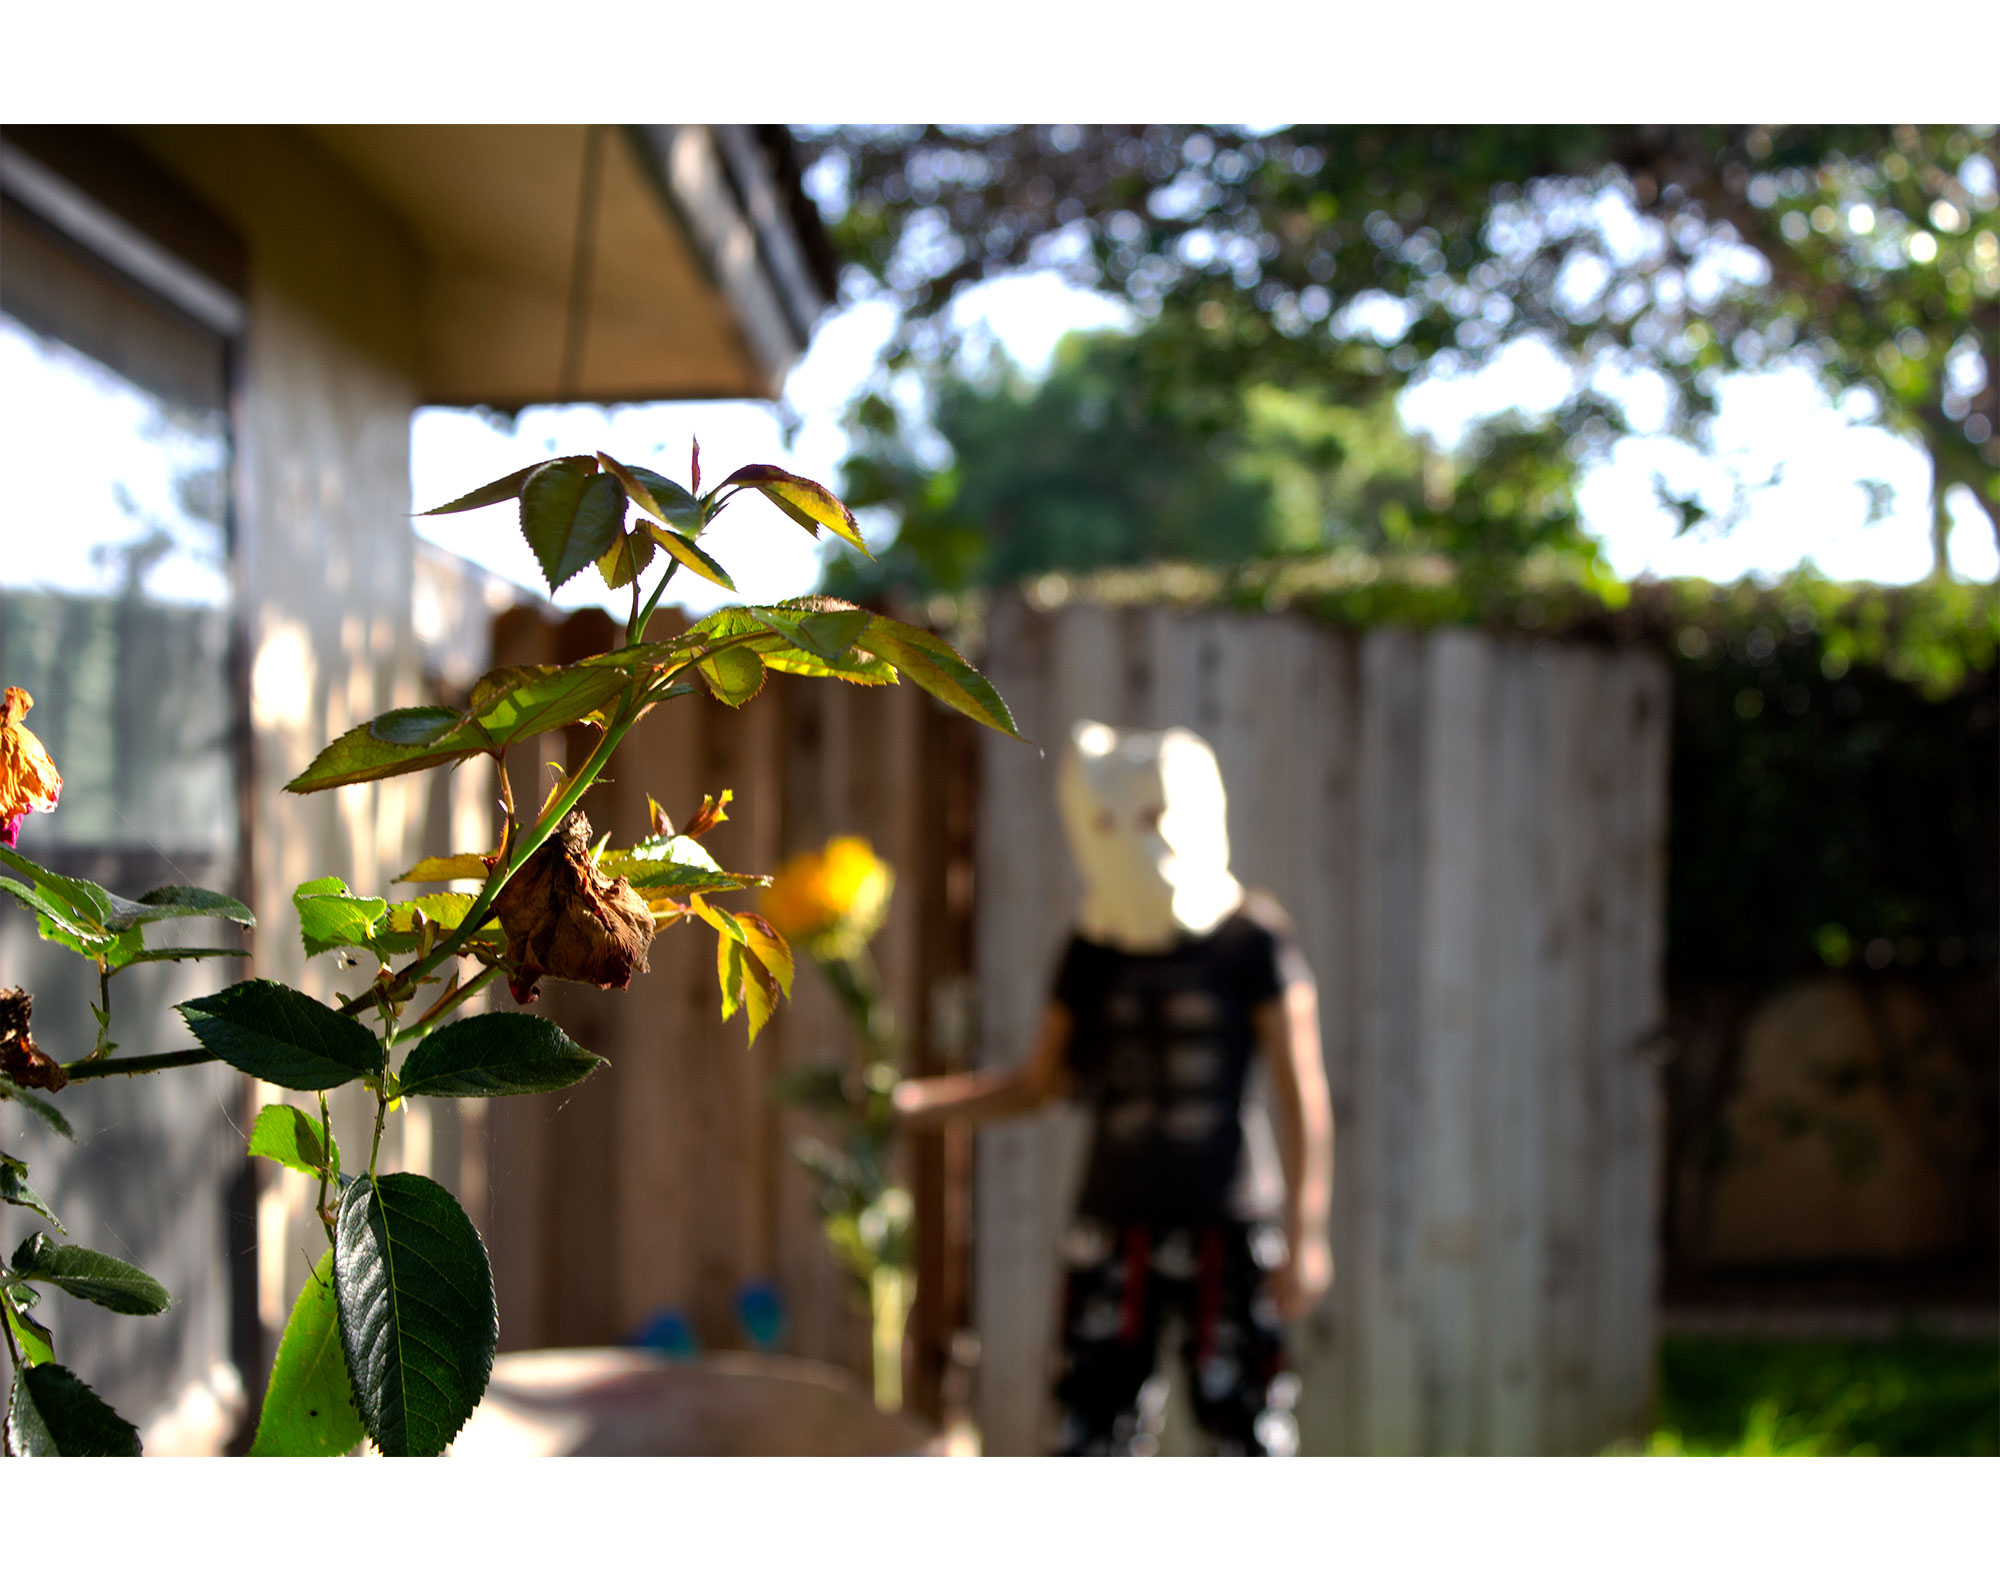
xmin=1048 ymin=1218 xmax=1300 ymax=1456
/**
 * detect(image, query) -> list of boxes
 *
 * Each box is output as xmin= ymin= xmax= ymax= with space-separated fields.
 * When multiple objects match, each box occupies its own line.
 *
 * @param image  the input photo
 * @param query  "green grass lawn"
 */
xmin=1637 ymin=1332 xmax=1999 ymax=1456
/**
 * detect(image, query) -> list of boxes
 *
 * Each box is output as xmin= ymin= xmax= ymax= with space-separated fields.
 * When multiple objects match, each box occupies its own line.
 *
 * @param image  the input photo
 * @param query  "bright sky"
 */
xmin=413 ymin=271 xmax=1999 ymax=617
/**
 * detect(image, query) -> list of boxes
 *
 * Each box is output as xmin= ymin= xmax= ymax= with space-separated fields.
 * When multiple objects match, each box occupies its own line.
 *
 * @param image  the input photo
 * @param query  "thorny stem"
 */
xmin=316 ymin=1090 xmax=335 ymax=1241
xmin=62 ymin=1047 xmax=216 ymax=1080
xmin=368 ymin=1087 xmax=388 ymax=1177
xmin=394 ymin=962 xmax=501 ymax=1046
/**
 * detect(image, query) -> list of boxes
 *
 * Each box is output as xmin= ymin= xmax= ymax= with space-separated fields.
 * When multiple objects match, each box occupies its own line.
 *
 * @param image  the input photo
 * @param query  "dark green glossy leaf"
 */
xmin=248 ymin=1103 xmax=340 ymax=1177
xmin=335 ymin=1173 xmax=497 ymax=1457
xmin=623 ymin=464 xmax=701 ymax=530
xmin=11 ymin=1233 xmax=170 ymax=1315
xmin=717 ymin=463 xmax=870 ymax=554
xmin=521 ymin=458 xmax=625 ymax=593
xmin=644 ymin=523 xmax=736 ymax=591
xmin=179 ymin=979 xmax=384 ymax=1091
xmin=7 ymin=1363 xmax=140 ymax=1456
xmin=0 ymin=1150 xmax=63 ymax=1233
xmin=0 ymin=1078 xmax=73 ymax=1141
xmin=249 ymin=1248 xmax=366 ymax=1457
xmin=294 ymin=877 xmax=388 ymax=959
xmin=395 ymin=1012 xmax=603 ymax=1099
xmin=103 ymin=884 xmax=256 ymax=932
xmin=698 ymin=645 xmax=765 ymax=707
xmin=418 ymin=462 xmax=545 ymax=516
xmin=858 ymin=614 xmax=1021 ymax=737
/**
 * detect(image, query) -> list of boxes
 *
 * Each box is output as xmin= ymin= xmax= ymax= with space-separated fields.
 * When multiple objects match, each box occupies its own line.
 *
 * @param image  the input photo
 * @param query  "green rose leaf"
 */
xmin=520 ymin=457 xmax=626 ymax=593
xmin=335 ymin=1173 xmax=497 ymax=1457
xmin=716 ymin=462 xmax=871 ymax=554
xmin=283 ymin=707 xmax=468 ymax=794
xmin=460 ymin=661 xmax=631 ymax=750
xmin=7 ymin=1363 xmax=140 ymax=1456
xmin=247 ymin=1103 xmax=340 ymax=1178
xmin=3 ymin=1288 xmax=56 ymax=1367
xmin=11 ymin=1233 xmax=171 ymax=1316
xmin=595 ymin=526 xmax=656 ymax=591
xmin=0 ymin=1078 xmax=74 ymax=1141
xmin=643 ymin=523 xmax=736 ymax=591
xmin=0 ymin=1150 xmax=64 ymax=1233
xmin=750 ymin=604 xmax=871 ymax=665
xmin=697 ymin=645 xmax=766 ymax=708
xmin=858 ymin=614 xmax=1022 ymax=738
xmin=102 ymin=884 xmax=256 ymax=933
xmin=249 ymin=1248 xmax=366 ymax=1457
xmin=0 ymin=848 xmax=112 ymax=946
xmin=395 ymin=1012 xmax=604 ymax=1099
xmin=600 ymin=833 xmax=763 ymax=897
xmin=418 ymin=461 xmax=546 ymax=516
xmin=179 ymin=979 xmax=384 ymax=1091
xmin=293 ymin=877 xmax=388 ymax=959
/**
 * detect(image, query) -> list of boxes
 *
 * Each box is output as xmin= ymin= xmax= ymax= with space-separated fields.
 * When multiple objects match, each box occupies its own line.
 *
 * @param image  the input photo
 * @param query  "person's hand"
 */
xmin=1270 ymin=1232 xmax=1332 ymax=1321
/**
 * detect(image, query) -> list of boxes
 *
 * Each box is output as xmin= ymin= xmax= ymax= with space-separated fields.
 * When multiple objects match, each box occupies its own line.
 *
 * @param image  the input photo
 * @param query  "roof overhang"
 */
xmin=303 ymin=124 xmax=833 ymax=409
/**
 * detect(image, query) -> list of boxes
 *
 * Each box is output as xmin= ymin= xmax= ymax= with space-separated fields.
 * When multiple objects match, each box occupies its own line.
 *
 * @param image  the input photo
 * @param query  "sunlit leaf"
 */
xmin=750 ymin=604 xmax=871 ymax=664
xmin=294 ymin=877 xmax=387 ymax=959
xmin=698 ymin=645 xmax=766 ymax=707
xmin=283 ymin=708 xmax=470 ymax=795
xmin=394 ymin=853 xmax=495 ymax=884
xmin=644 ymin=523 xmax=736 ymax=591
xmin=249 ymin=1248 xmax=366 ymax=1457
xmin=418 ymin=462 xmax=546 ymax=516
xmin=717 ymin=462 xmax=870 ymax=554
xmin=857 ymin=614 xmax=1021 ymax=737
xmin=248 ymin=1103 xmax=340 ymax=1178
xmin=4 ymin=1289 xmax=55 ymax=1367
xmin=692 ymin=892 xmax=747 ymax=945
xmin=374 ymin=892 xmax=492 ymax=956
xmin=595 ymin=526 xmax=656 ymax=591
xmin=520 ymin=458 xmax=625 ymax=593
xmin=737 ymin=912 xmax=795 ymax=999
xmin=0 ymin=849 xmax=112 ymax=944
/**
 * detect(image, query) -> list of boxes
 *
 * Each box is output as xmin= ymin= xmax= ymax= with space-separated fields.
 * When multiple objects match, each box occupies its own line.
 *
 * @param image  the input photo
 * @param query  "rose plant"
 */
xmin=0 ymin=444 xmax=1018 ymax=1455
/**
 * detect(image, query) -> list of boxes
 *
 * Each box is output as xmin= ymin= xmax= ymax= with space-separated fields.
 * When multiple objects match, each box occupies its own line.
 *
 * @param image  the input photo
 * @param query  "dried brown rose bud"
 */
xmin=1 ymin=986 xmax=66 ymax=1092
xmin=491 ymin=809 xmax=656 ymax=1004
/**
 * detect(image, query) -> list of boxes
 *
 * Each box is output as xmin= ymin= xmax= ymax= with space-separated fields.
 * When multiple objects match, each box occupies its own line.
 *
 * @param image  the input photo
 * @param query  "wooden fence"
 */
xmin=969 ymin=595 xmax=1671 ymax=1455
xmin=473 ymin=593 xmax=1671 ymax=1455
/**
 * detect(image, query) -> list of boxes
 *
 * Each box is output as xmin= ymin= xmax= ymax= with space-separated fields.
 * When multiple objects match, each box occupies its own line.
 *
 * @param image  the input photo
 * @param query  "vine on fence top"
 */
xmin=0 ymin=445 xmax=1019 ymax=1455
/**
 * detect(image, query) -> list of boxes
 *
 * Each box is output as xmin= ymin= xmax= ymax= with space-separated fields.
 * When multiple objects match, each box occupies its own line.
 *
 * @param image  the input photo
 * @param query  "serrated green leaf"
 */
xmin=698 ymin=645 xmax=765 ymax=707
xmin=749 ymin=605 xmax=871 ymax=665
xmin=375 ymin=892 xmax=491 ymax=956
xmin=599 ymin=834 xmax=761 ymax=897
xmin=858 ymin=615 xmax=1021 ymax=737
xmin=717 ymin=463 xmax=870 ymax=554
xmin=11 ymin=1234 xmax=171 ymax=1315
xmin=0 ymin=1079 xmax=73 ymax=1141
xmin=0 ymin=849 xmax=112 ymax=944
xmin=3 ymin=1288 xmax=55 ymax=1366
xmin=179 ymin=979 xmax=384 ymax=1091
xmin=7 ymin=1363 xmax=140 ymax=1456
xmin=0 ymin=1151 xmax=64 ymax=1233
xmin=461 ymin=661 xmax=631 ymax=749
xmin=418 ymin=462 xmax=545 ymax=516
xmin=692 ymin=893 xmax=747 ymax=946
xmin=283 ymin=707 xmax=470 ymax=795
xmin=394 ymin=853 xmax=494 ymax=884
xmin=644 ymin=523 xmax=736 ymax=591
xmin=738 ymin=912 xmax=795 ymax=998
xmin=395 ymin=1012 xmax=604 ymax=1099
xmin=595 ymin=526 xmax=656 ymax=591
xmin=248 ymin=1104 xmax=340 ymax=1177
xmin=103 ymin=884 xmax=256 ymax=932
xmin=335 ymin=1173 xmax=496 ymax=1457
xmin=294 ymin=878 xmax=388 ymax=959
xmin=249 ymin=1247 xmax=366 ymax=1457
xmin=623 ymin=464 xmax=701 ymax=530
xmin=520 ymin=458 xmax=625 ymax=593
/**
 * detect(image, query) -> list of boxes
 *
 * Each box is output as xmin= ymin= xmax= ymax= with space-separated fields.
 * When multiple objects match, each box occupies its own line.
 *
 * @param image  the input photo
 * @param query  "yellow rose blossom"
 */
xmin=760 ymin=836 xmax=893 ymax=954
xmin=0 ymin=688 xmax=62 ymax=848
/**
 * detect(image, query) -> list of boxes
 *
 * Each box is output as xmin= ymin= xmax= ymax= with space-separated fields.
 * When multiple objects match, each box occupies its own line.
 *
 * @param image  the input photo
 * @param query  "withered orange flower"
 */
xmin=1 ymin=987 xmax=66 ymax=1092
xmin=490 ymin=809 xmax=656 ymax=1004
xmin=0 ymin=688 xmax=62 ymax=848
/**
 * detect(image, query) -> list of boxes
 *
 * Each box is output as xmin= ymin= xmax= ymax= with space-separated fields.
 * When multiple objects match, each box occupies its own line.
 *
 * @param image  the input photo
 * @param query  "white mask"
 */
xmin=1056 ymin=720 xmax=1245 ymax=952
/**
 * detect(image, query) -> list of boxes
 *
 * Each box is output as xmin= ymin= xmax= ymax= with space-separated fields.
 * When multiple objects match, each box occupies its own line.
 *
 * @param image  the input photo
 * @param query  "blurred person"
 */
xmin=895 ymin=721 xmax=1333 ymax=1455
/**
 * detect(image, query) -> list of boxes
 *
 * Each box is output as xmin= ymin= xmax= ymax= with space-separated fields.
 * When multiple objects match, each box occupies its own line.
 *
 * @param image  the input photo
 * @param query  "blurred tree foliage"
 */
xmin=827 ymin=328 xmax=1608 ymax=601
xmin=801 ymin=124 xmax=1999 ymax=569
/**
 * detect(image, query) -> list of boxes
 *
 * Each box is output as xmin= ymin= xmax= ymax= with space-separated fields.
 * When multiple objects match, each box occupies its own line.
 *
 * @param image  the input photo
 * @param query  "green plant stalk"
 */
xmin=316 ymin=1090 xmax=335 ymax=1240
xmin=394 ymin=963 xmax=502 ymax=1047
xmin=870 ymin=1264 xmax=911 ymax=1414
xmin=61 ymin=1047 xmax=216 ymax=1081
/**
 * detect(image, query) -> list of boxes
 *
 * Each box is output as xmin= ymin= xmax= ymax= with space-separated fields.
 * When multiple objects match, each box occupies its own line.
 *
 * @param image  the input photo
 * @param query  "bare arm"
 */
xmin=893 ymin=1004 xmax=1071 ymax=1128
xmin=1256 ymin=979 xmax=1334 ymax=1320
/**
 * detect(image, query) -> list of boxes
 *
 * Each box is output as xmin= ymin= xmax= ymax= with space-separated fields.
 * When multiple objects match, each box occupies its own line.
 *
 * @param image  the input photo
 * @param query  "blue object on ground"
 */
xmin=735 ymin=1280 xmax=787 ymax=1351
xmin=630 ymin=1307 xmax=698 ymax=1356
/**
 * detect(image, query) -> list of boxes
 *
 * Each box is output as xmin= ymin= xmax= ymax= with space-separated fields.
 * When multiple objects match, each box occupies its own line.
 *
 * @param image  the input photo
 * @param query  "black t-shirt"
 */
xmin=1051 ymin=893 xmax=1310 ymax=1227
